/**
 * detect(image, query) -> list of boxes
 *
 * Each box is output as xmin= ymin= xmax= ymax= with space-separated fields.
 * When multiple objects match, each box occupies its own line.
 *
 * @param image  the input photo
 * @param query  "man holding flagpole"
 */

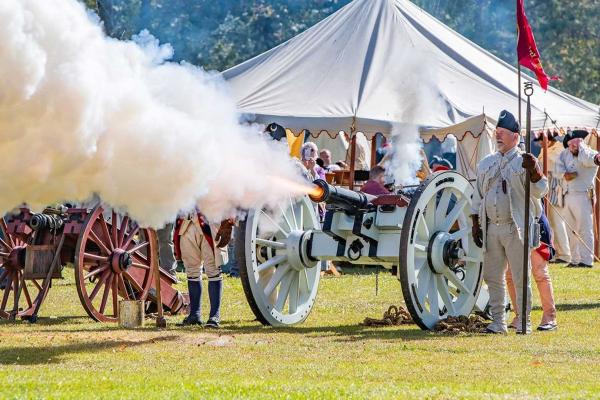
xmin=471 ymin=110 xmax=548 ymax=334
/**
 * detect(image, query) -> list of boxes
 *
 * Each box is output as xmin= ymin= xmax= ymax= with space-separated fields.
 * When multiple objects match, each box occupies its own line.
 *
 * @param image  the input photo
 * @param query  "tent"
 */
xmin=223 ymin=0 xmax=599 ymax=137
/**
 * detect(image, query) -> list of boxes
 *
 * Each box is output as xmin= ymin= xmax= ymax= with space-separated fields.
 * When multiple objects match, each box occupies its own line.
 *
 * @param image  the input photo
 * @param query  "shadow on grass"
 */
xmin=0 ymin=335 xmax=178 ymax=365
xmin=554 ymin=302 xmax=600 ymax=312
xmin=218 ymin=321 xmax=436 ymax=342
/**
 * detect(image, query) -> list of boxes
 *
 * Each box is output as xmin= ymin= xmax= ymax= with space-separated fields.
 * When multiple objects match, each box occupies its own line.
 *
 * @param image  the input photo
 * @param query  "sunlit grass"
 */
xmin=0 ymin=263 xmax=599 ymax=399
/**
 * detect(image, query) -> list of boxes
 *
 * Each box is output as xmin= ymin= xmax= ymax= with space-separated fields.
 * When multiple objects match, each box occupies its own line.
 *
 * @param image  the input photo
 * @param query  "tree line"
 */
xmin=82 ymin=0 xmax=599 ymax=105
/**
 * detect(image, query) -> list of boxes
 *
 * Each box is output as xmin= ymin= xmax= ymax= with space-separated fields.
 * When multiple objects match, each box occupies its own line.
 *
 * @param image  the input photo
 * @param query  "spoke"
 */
xmin=264 ymin=264 xmax=291 ymax=298
xmin=111 ymin=210 xmax=118 ymax=248
xmin=289 ymin=198 xmax=299 ymax=230
xmin=127 ymin=241 xmax=149 ymax=254
xmin=122 ymin=226 xmax=140 ymax=250
xmin=417 ymin=214 xmax=430 ymax=241
xmin=442 ymin=269 xmax=471 ymax=295
xmin=260 ymin=210 xmax=289 ymax=237
xmin=414 ymin=256 xmax=427 ymax=272
xmin=278 ymin=204 xmax=294 ymax=232
xmin=449 ymin=228 xmax=469 ymax=240
xmin=460 ymin=256 xmax=481 ymax=263
xmin=84 ymin=252 xmax=109 ymax=262
xmin=436 ymin=275 xmax=456 ymax=314
xmin=416 ymin=268 xmax=432 ymax=304
xmin=131 ymin=251 xmax=149 ymax=265
xmin=274 ymin=272 xmax=294 ymax=312
xmin=0 ymin=252 xmax=9 ymax=258
xmin=21 ymin=277 xmax=32 ymax=308
xmin=0 ymin=238 xmax=11 ymax=252
xmin=298 ymin=204 xmax=304 ymax=230
xmin=32 ymin=280 xmax=42 ymax=291
xmin=89 ymin=230 xmax=111 ymax=255
xmin=413 ymin=242 xmax=428 ymax=253
xmin=99 ymin=214 xmax=114 ymax=251
xmin=117 ymin=216 xmax=129 ymax=248
xmin=84 ymin=265 xmax=108 ymax=280
xmin=99 ymin=274 xmax=113 ymax=315
xmin=112 ymin=275 xmax=118 ymax=317
xmin=118 ymin=275 xmax=129 ymax=300
xmin=428 ymin=273 xmax=439 ymax=313
xmin=288 ymin=273 xmax=300 ymax=314
xmin=0 ymin=219 xmax=14 ymax=247
xmin=256 ymin=254 xmax=287 ymax=274
xmin=439 ymin=198 xmax=468 ymax=232
xmin=89 ymin=270 xmax=110 ymax=301
xmin=131 ymin=262 xmax=150 ymax=270
xmin=424 ymin=196 xmax=436 ymax=233
xmin=299 ymin=269 xmax=309 ymax=296
xmin=255 ymin=238 xmax=286 ymax=250
xmin=435 ymin=189 xmax=452 ymax=227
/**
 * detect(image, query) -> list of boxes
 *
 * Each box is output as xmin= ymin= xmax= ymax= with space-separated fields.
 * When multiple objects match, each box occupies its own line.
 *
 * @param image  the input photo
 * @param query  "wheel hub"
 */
xmin=285 ymin=230 xmax=317 ymax=272
xmin=427 ymin=232 xmax=463 ymax=274
xmin=110 ymin=249 xmax=132 ymax=273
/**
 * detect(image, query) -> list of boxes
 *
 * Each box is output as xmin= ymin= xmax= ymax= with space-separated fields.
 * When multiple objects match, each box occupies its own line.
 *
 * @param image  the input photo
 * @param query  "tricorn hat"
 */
xmin=562 ymin=129 xmax=589 ymax=148
xmin=496 ymin=110 xmax=519 ymax=133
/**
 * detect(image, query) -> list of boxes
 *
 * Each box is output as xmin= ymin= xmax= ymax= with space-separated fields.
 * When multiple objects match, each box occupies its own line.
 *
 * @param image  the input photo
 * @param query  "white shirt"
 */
xmin=555 ymin=143 xmax=598 ymax=193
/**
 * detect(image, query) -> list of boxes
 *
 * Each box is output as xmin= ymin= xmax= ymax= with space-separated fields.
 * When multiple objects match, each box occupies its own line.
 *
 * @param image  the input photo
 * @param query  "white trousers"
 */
xmin=547 ymin=204 xmax=571 ymax=262
xmin=483 ymin=223 xmax=532 ymax=333
xmin=563 ymin=192 xmax=594 ymax=265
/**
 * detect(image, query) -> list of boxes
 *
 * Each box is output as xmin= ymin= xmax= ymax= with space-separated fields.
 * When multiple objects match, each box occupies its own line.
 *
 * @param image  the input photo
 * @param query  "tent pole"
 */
xmin=542 ymin=130 xmax=548 ymax=212
xmin=349 ymin=135 xmax=357 ymax=190
xmin=595 ymin=131 xmax=600 ymax=258
xmin=370 ymin=134 xmax=378 ymax=169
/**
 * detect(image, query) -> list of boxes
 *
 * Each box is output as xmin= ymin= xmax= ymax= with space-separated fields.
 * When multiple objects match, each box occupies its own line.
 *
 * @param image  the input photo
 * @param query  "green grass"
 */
xmin=1 ymin=264 xmax=600 ymax=399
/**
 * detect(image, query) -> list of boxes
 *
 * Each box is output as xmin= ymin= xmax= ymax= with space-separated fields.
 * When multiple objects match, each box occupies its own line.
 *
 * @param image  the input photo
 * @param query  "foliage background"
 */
xmin=81 ymin=0 xmax=599 ymax=105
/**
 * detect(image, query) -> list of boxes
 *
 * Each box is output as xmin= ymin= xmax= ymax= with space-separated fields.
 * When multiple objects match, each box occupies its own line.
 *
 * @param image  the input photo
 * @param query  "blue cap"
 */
xmin=496 ymin=110 xmax=519 ymax=133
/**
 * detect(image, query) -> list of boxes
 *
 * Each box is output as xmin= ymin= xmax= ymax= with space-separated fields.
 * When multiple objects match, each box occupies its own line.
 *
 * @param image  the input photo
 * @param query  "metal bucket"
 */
xmin=118 ymin=300 xmax=144 ymax=328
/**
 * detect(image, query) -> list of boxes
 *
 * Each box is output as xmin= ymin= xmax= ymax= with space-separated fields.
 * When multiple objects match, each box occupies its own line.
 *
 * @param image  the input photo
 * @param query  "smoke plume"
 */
xmin=0 ymin=0 xmax=308 ymax=227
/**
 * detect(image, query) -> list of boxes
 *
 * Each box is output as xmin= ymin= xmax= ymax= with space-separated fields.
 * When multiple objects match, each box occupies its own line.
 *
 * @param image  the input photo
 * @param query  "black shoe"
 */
xmin=176 ymin=316 xmax=202 ymax=326
xmin=550 ymin=258 xmax=568 ymax=264
xmin=578 ymin=263 xmax=593 ymax=268
xmin=481 ymin=328 xmax=505 ymax=334
xmin=537 ymin=323 xmax=558 ymax=331
xmin=566 ymin=263 xmax=582 ymax=268
xmin=205 ymin=318 xmax=220 ymax=329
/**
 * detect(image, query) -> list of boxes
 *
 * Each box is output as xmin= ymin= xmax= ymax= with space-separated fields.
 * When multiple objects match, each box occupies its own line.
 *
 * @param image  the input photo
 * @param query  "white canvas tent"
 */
xmin=223 ymin=0 xmax=599 ymax=138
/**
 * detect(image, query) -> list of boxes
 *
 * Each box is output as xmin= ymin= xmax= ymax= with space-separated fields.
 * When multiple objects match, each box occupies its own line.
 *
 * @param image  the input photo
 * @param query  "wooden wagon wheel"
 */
xmin=237 ymin=195 xmax=321 ymax=326
xmin=0 ymin=217 xmax=45 ymax=320
xmin=399 ymin=171 xmax=484 ymax=330
xmin=74 ymin=205 xmax=156 ymax=322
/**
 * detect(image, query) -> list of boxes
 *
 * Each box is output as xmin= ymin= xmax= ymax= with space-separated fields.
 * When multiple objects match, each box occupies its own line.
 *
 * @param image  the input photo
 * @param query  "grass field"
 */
xmin=1 ymin=263 xmax=599 ymax=399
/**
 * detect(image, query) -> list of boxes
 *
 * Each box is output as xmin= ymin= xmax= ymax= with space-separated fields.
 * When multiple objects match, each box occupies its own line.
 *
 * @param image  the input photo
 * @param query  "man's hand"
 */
xmin=522 ymin=153 xmax=543 ymax=183
xmin=215 ymin=219 xmax=234 ymax=248
xmin=594 ymin=154 xmax=600 ymax=167
xmin=564 ymin=172 xmax=578 ymax=181
xmin=471 ymin=215 xmax=483 ymax=248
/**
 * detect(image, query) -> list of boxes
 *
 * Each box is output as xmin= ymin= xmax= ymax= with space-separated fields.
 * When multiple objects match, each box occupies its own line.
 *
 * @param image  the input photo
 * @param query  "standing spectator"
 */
xmin=441 ymin=133 xmax=458 ymax=170
xmin=319 ymin=149 xmax=341 ymax=172
xmin=506 ymin=211 xmax=558 ymax=331
xmin=555 ymin=130 xmax=600 ymax=268
xmin=537 ymin=131 xmax=570 ymax=263
xmin=360 ymin=166 xmax=391 ymax=196
xmin=175 ymin=212 xmax=233 ymax=328
xmin=471 ymin=110 xmax=547 ymax=334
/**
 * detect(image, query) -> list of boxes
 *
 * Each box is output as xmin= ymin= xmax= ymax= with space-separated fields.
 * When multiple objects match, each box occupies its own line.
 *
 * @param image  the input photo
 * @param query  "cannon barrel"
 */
xmin=308 ymin=179 xmax=375 ymax=213
xmin=29 ymin=213 xmax=64 ymax=231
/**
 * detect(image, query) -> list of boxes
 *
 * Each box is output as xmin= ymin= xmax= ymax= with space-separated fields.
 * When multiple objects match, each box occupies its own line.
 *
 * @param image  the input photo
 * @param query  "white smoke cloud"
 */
xmin=0 ymin=0 xmax=309 ymax=227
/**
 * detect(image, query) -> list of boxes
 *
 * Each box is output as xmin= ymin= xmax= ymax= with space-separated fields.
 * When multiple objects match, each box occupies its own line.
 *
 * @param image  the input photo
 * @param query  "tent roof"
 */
xmin=223 ymin=0 xmax=599 ymax=137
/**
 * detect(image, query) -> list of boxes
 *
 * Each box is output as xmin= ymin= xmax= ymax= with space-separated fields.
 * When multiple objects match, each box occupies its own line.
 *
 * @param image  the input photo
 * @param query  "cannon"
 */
xmin=237 ymin=171 xmax=486 ymax=330
xmin=0 ymin=204 xmax=187 ymax=322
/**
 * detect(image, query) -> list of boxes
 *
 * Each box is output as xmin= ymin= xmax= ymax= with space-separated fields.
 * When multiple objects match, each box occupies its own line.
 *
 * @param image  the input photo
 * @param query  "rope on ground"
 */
xmin=433 ymin=315 xmax=488 ymax=334
xmin=360 ymin=305 xmax=413 ymax=327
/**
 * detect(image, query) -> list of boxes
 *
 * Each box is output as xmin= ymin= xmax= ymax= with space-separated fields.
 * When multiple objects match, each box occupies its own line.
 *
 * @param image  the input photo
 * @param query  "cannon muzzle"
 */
xmin=308 ymin=179 xmax=374 ymax=213
xmin=30 ymin=213 xmax=64 ymax=232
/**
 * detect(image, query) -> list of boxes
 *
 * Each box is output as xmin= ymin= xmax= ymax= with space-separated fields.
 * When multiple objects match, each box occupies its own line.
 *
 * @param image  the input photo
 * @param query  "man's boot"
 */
xmin=206 ymin=280 xmax=222 ymax=328
xmin=178 ymin=279 xmax=202 ymax=326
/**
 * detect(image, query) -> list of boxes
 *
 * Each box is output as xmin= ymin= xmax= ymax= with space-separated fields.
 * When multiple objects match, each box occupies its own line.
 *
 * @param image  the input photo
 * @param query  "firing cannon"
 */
xmin=237 ymin=171 xmax=486 ymax=330
xmin=0 ymin=204 xmax=187 ymax=322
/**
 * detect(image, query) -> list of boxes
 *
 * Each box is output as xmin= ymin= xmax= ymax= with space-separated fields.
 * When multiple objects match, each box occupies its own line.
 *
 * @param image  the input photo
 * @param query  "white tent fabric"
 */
xmin=223 ymin=0 xmax=599 ymax=137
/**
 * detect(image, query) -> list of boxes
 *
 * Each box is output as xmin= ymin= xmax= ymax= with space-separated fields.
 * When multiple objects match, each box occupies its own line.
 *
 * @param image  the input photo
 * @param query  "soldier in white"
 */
xmin=471 ymin=110 xmax=548 ymax=334
xmin=537 ymin=132 xmax=571 ymax=263
xmin=555 ymin=130 xmax=600 ymax=268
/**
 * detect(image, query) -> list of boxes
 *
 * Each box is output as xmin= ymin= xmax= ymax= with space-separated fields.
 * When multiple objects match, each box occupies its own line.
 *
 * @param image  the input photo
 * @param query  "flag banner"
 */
xmin=516 ymin=0 xmax=557 ymax=90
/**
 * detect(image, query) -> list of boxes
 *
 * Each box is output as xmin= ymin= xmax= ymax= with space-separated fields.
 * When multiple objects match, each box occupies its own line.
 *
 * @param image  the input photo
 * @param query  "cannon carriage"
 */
xmin=0 ymin=204 xmax=187 ymax=323
xmin=237 ymin=170 xmax=487 ymax=330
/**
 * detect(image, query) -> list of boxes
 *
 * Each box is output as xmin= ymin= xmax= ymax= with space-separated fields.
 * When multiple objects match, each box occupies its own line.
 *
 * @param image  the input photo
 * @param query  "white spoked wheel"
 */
xmin=400 ymin=171 xmax=484 ymax=330
xmin=237 ymin=195 xmax=320 ymax=326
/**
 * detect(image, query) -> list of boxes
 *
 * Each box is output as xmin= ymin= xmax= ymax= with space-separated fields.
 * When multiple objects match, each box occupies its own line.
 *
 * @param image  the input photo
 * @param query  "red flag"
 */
xmin=516 ymin=0 xmax=556 ymax=90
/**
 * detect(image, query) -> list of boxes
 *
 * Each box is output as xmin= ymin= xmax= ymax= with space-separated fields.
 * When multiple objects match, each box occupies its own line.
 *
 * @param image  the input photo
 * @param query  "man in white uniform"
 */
xmin=537 ymin=132 xmax=570 ymax=263
xmin=555 ymin=130 xmax=600 ymax=268
xmin=471 ymin=110 xmax=548 ymax=334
